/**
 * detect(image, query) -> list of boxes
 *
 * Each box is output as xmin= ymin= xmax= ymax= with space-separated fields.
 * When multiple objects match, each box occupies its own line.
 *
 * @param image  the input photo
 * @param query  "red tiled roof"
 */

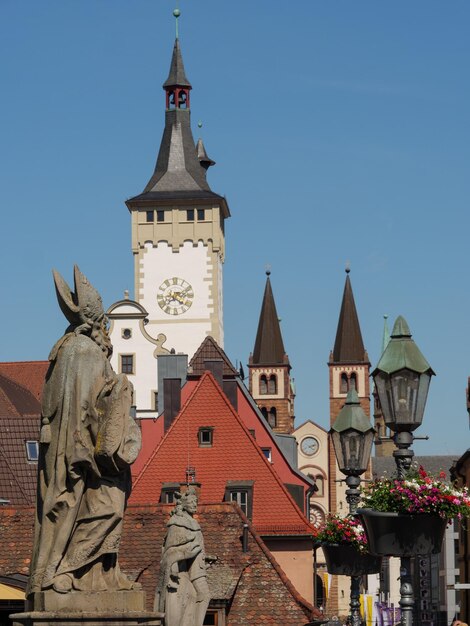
xmin=0 ymin=373 xmax=41 ymax=505
xmin=0 ymin=415 xmax=40 ymax=505
xmin=0 ymin=362 xmax=48 ymax=401
xmin=0 ymin=507 xmax=35 ymax=577
xmin=0 ymin=374 xmax=41 ymax=417
xmin=132 ymin=373 xmax=313 ymax=535
xmin=0 ymin=503 xmax=318 ymax=624
xmin=189 ymin=336 xmax=238 ymax=377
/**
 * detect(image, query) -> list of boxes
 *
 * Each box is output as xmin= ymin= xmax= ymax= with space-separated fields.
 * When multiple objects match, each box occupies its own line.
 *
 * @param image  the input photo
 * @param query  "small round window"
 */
xmin=122 ymin=328 xmax=132 ymax=340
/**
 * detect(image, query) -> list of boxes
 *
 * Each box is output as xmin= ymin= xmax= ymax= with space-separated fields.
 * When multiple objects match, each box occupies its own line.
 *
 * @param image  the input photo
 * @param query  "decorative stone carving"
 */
xmin=27 ymin=266 xmax=142 ymax=598
xmin=155 ymin=487 xmax=210 ymax=626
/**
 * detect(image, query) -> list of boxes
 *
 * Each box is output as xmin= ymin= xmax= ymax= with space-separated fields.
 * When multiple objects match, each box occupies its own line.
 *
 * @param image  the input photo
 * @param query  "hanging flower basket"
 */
xmin=357 ymin=509 xmax=447 ymax=557
xmin=322 ymin=543 xmax=382 ymax=576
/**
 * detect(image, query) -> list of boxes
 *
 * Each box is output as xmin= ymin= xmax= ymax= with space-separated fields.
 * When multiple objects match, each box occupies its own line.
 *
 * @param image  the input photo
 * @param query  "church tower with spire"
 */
xmin=326 ymin=270 xmax=371 ymax=617
xmin=329 ymin=269 xmax=370 ymax=423
xmin=248 ymin=272 xmax=295 ymax=434
xmin=125 ymin=22 xmax=230 ymax=359
xmin=108 ymin=13 xmax=229 ymax=418
xmin=328 ymin=270 xmax=370 ymax=511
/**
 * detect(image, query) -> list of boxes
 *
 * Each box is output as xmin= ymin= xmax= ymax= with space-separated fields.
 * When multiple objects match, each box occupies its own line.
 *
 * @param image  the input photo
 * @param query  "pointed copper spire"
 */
xmin=163 ymin=39 xmax=192 ymax=89
xmin=332 ymin=270 xmax=366 ymax=363
xmin=252 ymin=272 xmax=286 ymax=365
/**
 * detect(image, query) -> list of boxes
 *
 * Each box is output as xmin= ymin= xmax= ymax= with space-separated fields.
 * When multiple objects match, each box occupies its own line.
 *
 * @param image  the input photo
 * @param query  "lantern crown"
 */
xmin=329 ymin=389 xmax=374 ymax=477
xmin=373 ymin=316 xmax=434 ymax=376
xmin=331 ymin=389 xmax=374 ymax=435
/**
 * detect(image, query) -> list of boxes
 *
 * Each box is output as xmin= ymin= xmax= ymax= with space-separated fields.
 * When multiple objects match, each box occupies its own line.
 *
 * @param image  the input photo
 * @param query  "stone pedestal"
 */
xmin=11 ymin=590 xmax=164 ymax=626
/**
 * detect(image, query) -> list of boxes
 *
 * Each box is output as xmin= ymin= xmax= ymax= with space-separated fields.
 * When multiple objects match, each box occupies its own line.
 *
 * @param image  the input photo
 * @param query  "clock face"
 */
xmin=301 ymin=436 xmax=319 ymax=456
xmin=157 ymin=277 xmax=194 ymax=316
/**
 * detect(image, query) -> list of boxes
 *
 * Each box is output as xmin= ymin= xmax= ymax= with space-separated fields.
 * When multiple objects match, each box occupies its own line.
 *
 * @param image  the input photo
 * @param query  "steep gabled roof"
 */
xmin=331 ymin=272 xmax=367 ymax=364
xmin=189 ymin=336 xmax=238 ymax=377
xmin=252 ymin=274 xmax=287 ymax=365
xmin=132 ymin=373 xmax=312 ymax=535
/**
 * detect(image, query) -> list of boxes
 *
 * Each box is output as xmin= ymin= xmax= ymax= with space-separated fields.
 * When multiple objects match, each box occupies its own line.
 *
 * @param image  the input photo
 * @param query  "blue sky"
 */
xmin=1 ymin=1 xmax=469 ymax=456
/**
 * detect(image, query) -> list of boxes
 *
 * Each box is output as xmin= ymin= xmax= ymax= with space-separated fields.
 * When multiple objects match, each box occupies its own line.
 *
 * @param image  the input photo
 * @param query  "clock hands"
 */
xmin=179 ymin=285 xmax=193 ymax=299
xmin=165 ymin=286 xmax=193 ymax=305
xmin=158 ymin=278 xmax=194 ymax=315
xmin=165 ymin=290 xmax=188 ymax=305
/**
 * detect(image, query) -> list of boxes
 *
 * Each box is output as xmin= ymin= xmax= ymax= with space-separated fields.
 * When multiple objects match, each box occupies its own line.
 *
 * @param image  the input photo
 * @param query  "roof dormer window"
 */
xmin=26 ymin=440 xmax=39 ymax=462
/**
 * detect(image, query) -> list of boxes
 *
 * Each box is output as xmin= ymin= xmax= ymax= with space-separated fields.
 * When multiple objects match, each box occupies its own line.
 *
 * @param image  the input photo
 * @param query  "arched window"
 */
xmin=267 ymin=407 xmax=277 ymax=429
xmin=349 ymin=372 xmax=357 ymax=391
xmin=340 ymin=373 xmax=348 ymax=393
xmin=260 ymin=406 xmax=268 ymax=420
xmin=268 ymin=375 xmax=277 ymax=394
xmin=259 ymin=375 xmax=268 ymax=395
xmin=315 ymin=475 xmax=324 ymax=497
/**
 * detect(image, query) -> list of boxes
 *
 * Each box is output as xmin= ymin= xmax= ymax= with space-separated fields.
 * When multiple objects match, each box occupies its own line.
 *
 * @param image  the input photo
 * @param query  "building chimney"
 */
xmin=179 ymin=481 xmax=202 ymax=500
xmin=157 ymin=353 xmax=188 ymax=415
xmin=163 ymin=378 xmax=181 ymax=432
xmin=203 ymin=359 xmax=224 ymax=388
xmin=223 ymin=380 xmax=238 ymax=411
xmin=242 ymin=523 xmax=249 ymax=553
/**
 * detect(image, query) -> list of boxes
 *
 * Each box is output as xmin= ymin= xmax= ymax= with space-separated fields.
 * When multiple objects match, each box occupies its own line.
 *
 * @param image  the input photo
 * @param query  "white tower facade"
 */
xmin=108 ymin=38 xmax=229 ymax=418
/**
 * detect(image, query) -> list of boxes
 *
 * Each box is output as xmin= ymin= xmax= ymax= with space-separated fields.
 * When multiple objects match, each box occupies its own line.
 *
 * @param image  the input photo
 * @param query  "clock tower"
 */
xmin=124 ymin=36 xmax=230 ymax=360
xmin=108 ymin=26 xmax=230 ymax=417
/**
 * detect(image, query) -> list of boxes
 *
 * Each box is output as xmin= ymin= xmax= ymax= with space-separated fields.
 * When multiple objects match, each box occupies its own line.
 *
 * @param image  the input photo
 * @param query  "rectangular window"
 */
xmin=157 ymin=210 xmax=165 ymax=222
xmin=160 ymin=482 xmax=180 ymax=504
xmin=197 ymin=208 xmax=205 ymax=221
xmin=230 ymin=491 xmax=248 ymax=515
xmin=198 ymin=427 xmax=213 ymax=447
xmin=187 ymin=209 xmax=195 ymax=221
xmin=248 ymin=429 xmax=256 ymax=439
xmin=203 ymin=611 xmax=218 ymax=625
xmin=154 ymin=391 xmax=158 ymax=411
xmin=165 ymin=491 xmax=176 ymax=504
xmin=146 ymin=210 xmax=154 ymax=223
xmin=261 ymin=448 xmax=272 ymax=462
xmin=26 ymin=440 xmax=39 ymax=462
xmin=225 ymin=481 xmax=254 ymax=519
xmin=120 ymin=354 xmax=134 ymax=374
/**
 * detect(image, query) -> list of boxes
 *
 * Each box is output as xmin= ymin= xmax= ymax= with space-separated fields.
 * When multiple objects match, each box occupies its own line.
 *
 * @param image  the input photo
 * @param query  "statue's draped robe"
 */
xmin=155 ymin=511 xmax=209 ymax=626
xmin=28 ymin=333 xmax=141 ymax=594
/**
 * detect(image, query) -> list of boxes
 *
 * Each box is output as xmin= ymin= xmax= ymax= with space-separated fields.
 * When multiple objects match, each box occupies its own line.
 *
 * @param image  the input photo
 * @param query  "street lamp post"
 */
xmin=330 ymin=388 xmax=375 ymax=626
xmin=372 ymin=316 xmax=434 ymax=626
